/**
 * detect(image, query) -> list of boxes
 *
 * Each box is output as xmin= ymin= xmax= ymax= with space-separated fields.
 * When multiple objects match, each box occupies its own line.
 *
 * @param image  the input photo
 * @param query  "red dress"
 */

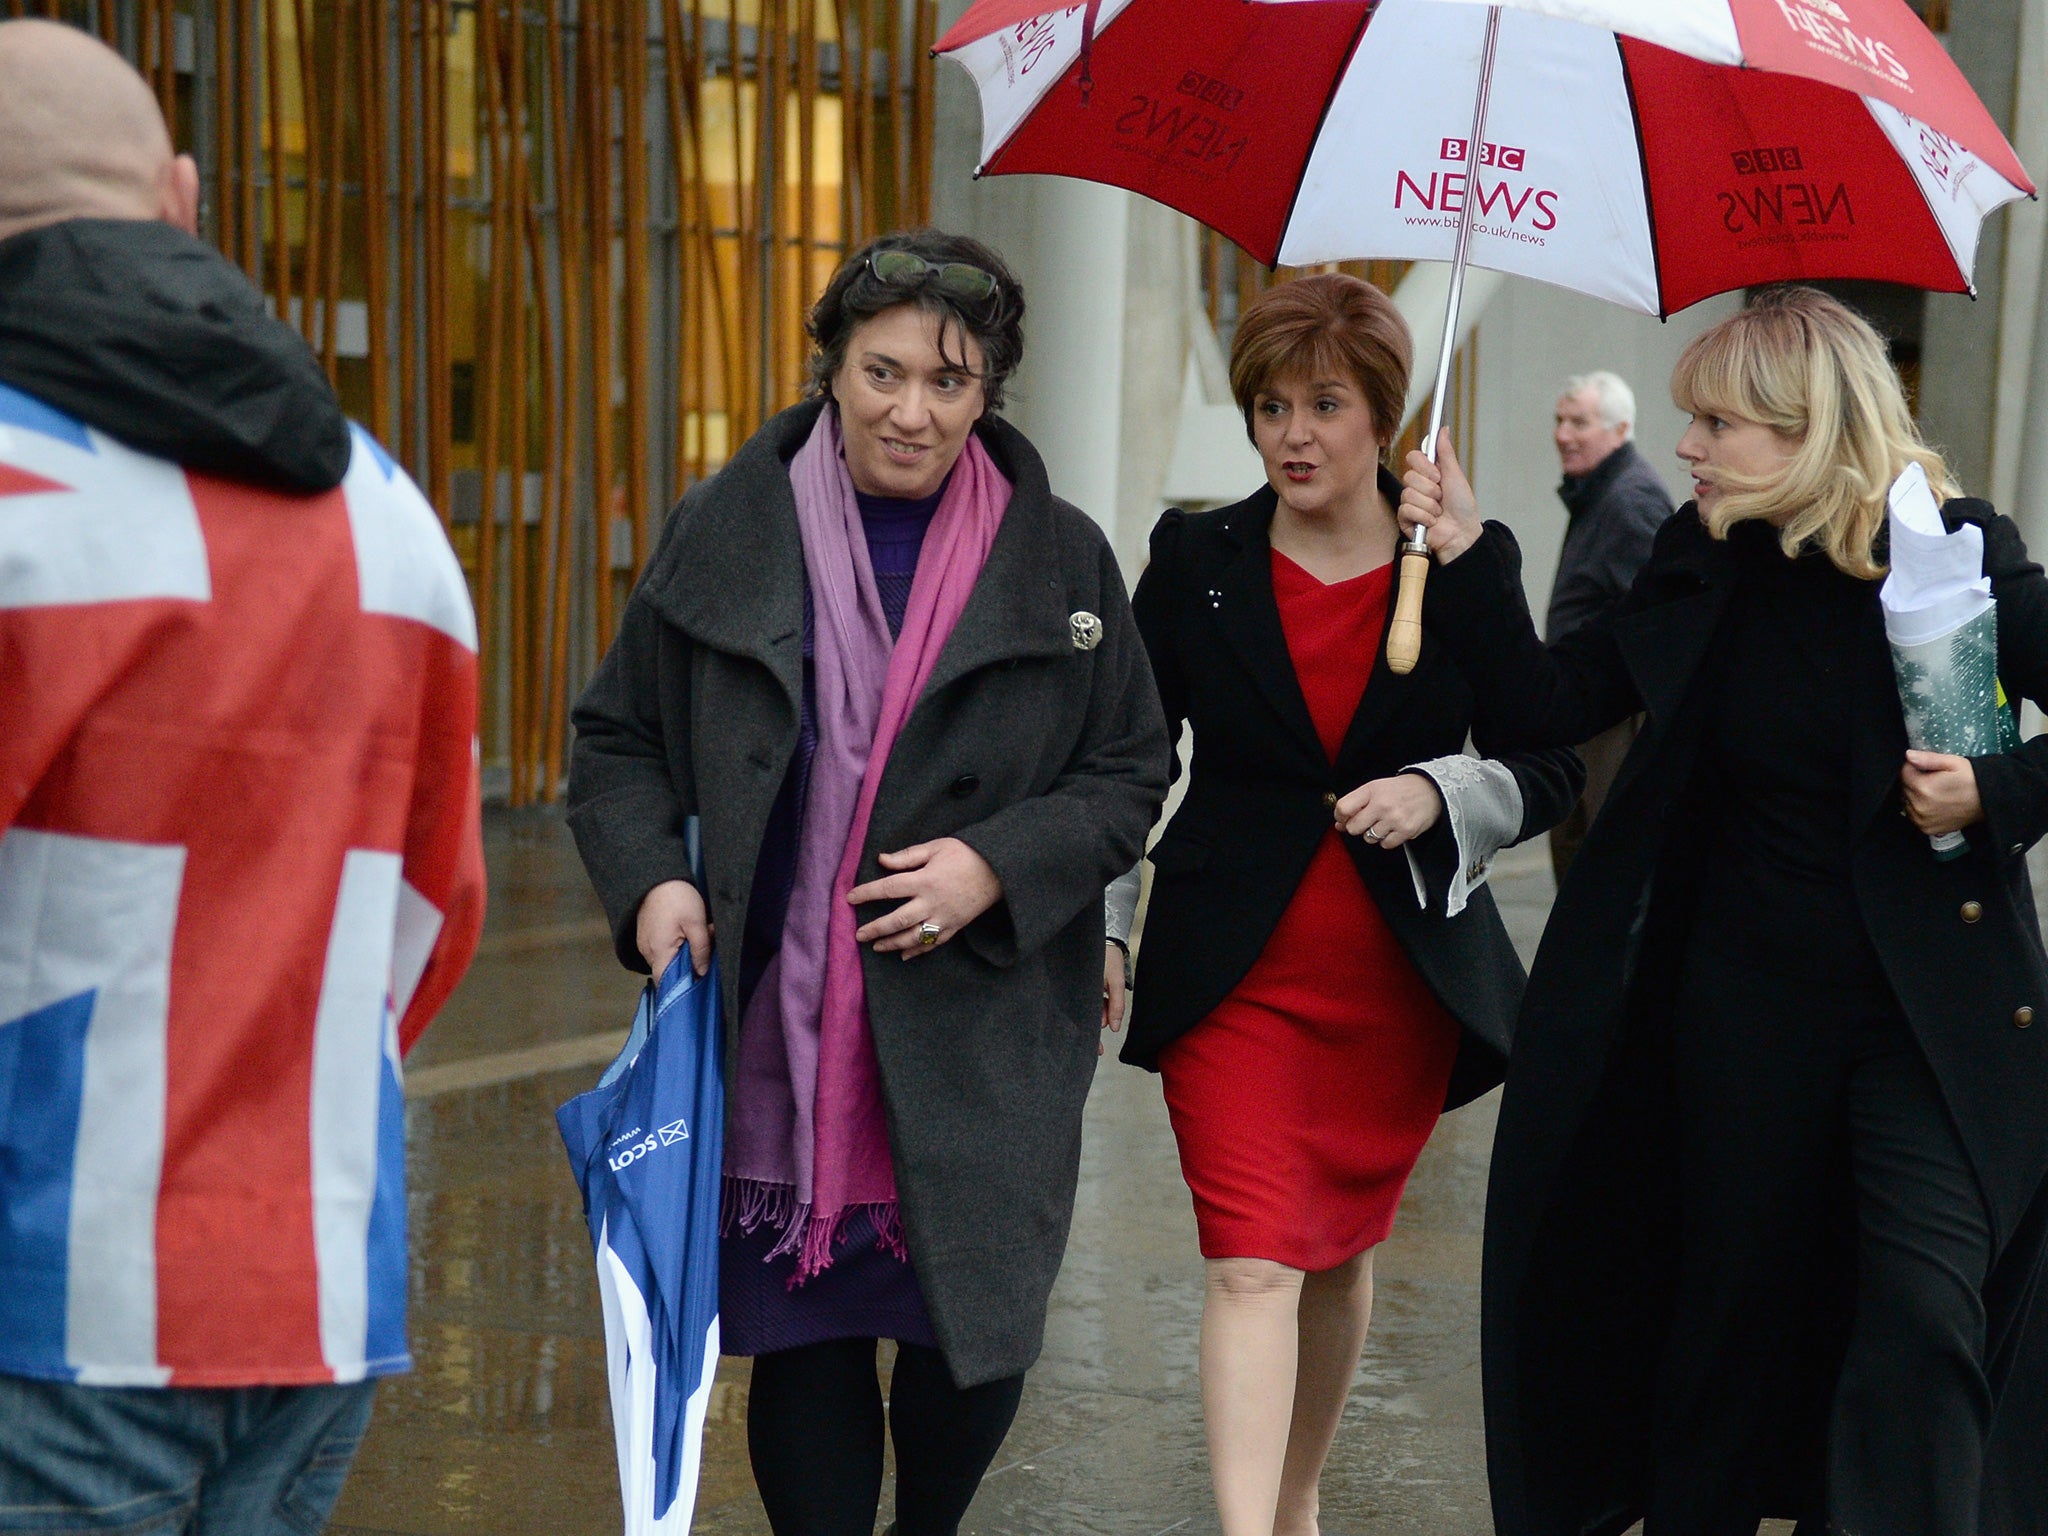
xmin=1159 ymin=549 xmax=1462 ymax=1270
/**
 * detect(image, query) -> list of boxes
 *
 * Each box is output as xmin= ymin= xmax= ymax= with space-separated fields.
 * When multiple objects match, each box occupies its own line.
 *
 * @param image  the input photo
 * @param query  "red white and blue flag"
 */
xmin=0 ymin=382 xmax=485 ymax=1388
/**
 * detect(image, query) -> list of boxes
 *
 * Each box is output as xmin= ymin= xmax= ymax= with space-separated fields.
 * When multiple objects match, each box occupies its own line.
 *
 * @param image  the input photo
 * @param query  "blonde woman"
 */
xmin=1401 ymin=287 xmax=2048 ymax=1536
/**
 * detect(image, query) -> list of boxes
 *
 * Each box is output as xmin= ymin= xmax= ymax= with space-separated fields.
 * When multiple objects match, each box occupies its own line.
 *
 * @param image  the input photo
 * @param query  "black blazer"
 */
xmin=1421 ymin=504 xmax=2048 ymax=1536
xmin=1120 ymin=480 xmax=1585 ymax=1112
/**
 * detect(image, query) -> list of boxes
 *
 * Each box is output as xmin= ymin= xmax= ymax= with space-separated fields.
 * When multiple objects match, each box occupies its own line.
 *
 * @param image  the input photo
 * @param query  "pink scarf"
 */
xmin=724 ymin=406 xmax=1009 ymax=1281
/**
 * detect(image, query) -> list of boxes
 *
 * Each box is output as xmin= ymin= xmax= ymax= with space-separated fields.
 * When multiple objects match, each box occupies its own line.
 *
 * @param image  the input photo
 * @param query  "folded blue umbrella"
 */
xmin=558 ymin=942 xmax=724 ymax=1534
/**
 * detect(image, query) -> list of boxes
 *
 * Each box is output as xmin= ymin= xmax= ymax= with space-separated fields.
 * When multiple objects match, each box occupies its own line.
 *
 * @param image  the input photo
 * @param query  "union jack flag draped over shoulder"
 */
xmin=0 ymin=382 xmax=485 ymax=1388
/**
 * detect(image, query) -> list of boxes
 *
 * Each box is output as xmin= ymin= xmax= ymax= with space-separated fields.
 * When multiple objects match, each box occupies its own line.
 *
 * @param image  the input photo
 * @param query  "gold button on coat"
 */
xmin=2016 ymin=1006 xmax=2035 ymax=1029
xmin=1961 ymin=900 xmax=1984 ymax=923
xmin=1322 ymin=792 xmax=1338 ymax=808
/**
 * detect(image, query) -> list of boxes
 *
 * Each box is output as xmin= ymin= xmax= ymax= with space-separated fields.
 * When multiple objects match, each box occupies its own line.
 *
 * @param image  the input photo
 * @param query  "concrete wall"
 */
xmin=933 ymin=12 xmax=1222 ymax=584
xmin=1918 ymin=0 xmax=2029 ymax=502
xmin=1463 ymin=282 xmax=1742 ymax=631
xmin=1112 ymin=200 xmax=1206 ymax=579
xmin=1990 ymin=0 xmax=2048 ymax=539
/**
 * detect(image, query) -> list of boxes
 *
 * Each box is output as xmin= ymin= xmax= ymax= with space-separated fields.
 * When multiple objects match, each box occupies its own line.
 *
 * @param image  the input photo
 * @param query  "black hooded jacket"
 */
xmin=0 ymin=217 xmax=349 ymax=492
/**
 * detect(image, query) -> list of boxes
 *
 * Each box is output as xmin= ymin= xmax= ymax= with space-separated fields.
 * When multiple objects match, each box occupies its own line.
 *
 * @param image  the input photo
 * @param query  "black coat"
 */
xmin=1547 ymin=439 xmax=1674 ymax=640
xmin=1120 ymin=482 xmax=1585 ymax=1111
xmin=1422 ymin=503 xmax=2048 ymax=1536
xmin=566 ymin=398 xmax=1171 ymax=1386
xmin=0 ymin=218 xmax=350 ymax=491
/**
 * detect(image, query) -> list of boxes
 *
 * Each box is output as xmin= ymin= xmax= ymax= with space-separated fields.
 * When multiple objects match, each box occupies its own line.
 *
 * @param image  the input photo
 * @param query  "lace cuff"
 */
xmin=1401 ymin=754 xmax=1525 ymax=917
xmin=1105 ymin=864 xmax=1142 ymax=947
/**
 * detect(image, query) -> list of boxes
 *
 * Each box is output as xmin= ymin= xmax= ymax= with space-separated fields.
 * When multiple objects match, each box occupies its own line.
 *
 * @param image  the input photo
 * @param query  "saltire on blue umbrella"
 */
xmin=558 ymin=938 xmax=724 ymax=1534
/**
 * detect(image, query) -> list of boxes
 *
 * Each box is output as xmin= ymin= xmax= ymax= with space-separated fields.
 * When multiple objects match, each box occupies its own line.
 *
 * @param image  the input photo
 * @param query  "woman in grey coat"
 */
xmin=565 ymin=229 xmax=1170 ymax=1536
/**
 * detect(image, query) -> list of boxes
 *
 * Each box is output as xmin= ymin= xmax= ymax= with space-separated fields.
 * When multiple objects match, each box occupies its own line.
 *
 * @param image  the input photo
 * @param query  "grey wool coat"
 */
xmin=565 ymin=396 xmax=1170 ymax=1386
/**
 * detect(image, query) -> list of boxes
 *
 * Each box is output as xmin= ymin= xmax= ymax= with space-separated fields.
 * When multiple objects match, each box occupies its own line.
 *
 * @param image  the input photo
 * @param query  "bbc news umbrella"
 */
xmin=557 ymin=944 xmax=724 ymax=1536
xmin=1880 ymin=461 xmax=2021 ymax=861
xmin=937 ymin=0 xmax=2034 ymax=671
xmin=938 ymin=0 xmax=2032 ymax=309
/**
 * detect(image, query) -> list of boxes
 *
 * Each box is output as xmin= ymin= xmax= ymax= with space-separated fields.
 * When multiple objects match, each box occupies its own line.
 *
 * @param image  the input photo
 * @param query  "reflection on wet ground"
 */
xmin=333 ymin=810 xmax=1538 ymax=1535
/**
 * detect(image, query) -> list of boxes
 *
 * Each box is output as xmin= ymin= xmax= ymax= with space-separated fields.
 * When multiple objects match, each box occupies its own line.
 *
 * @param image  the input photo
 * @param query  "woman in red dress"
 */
xmin=1108 ymin=275 xmax=1583 ymax=1536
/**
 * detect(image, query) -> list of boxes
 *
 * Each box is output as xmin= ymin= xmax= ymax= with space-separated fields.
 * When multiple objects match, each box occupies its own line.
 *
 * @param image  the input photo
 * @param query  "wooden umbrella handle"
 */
xmin=1383 ymin=6 xmax=1501 ymax=679
xmin=1387 ymin=545 xmax=1429 ymax=674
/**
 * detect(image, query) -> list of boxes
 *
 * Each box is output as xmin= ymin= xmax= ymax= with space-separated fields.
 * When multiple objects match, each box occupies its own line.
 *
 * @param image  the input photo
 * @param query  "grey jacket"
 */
xmin=1545 ymin=440 xmax=1674 ymax=641
xmin=566 ymin=397 xmax=1170 ymax=1385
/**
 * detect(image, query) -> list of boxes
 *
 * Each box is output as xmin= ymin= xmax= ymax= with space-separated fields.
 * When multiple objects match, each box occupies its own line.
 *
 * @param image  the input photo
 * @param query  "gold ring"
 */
xmin=918 ymin=921 xmax=942 ymax=946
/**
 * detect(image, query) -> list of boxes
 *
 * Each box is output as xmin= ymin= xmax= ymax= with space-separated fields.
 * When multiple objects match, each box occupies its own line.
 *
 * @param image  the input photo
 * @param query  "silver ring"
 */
xmin=918 ymin=921 xmax=942 ymax=947
xmin=1363 ymin=827 xmax=1382 ymax=843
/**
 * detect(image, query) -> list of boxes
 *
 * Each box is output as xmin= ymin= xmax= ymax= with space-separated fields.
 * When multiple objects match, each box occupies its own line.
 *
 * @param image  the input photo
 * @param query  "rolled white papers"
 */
xmin=1880 ymin=463 xmax=2012 ymax=859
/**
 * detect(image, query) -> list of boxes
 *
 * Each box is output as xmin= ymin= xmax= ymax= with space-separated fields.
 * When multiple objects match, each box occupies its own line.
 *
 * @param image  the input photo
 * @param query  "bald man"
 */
xmin=0 ymin=20 xmax=484 ymax=1535
xmin=0 ymin=18 xmax=200 ymax=240
xmin=0 ymin=20 xmax=349 ymax=486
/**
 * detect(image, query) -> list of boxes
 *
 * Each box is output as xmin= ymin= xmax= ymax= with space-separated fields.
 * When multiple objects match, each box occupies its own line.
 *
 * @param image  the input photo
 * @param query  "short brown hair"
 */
xmin=1229 ymin=274 xmax=1412 ymax=448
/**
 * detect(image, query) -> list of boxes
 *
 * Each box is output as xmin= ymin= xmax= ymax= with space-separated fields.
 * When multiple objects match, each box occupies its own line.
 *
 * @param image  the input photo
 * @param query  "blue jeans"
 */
xmin=0 ymin=1376 xmax=376 ymax=1534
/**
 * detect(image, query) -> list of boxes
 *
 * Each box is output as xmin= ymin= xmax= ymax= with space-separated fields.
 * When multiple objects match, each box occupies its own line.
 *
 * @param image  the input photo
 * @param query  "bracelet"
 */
xmin=1106 ymin=936 xmax=1132 ymax=992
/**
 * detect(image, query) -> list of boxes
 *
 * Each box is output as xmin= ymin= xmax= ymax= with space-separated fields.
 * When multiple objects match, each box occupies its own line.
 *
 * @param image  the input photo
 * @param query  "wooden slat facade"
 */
xmin=32 ymin=0 xmax=937 ymax=801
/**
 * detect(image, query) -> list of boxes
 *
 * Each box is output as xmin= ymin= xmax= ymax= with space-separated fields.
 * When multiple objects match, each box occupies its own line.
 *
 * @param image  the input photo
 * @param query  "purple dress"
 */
xmin=720 ymin=482 xmax=945 ymax=1356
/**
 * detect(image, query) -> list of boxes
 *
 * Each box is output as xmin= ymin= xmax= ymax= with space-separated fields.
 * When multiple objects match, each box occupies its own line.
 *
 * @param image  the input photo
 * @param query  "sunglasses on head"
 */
xmin=864 ymin=249 xmax=1000 ymax=302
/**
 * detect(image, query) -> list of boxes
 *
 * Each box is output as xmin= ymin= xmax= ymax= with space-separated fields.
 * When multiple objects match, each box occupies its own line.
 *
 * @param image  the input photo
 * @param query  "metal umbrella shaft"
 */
xmin=1387 ymin=2 xmax=1501 ymax=675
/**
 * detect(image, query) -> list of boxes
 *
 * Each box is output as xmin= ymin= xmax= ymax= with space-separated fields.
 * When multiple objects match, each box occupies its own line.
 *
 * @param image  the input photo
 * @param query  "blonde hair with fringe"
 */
xmin=1670 ymin=287 xmax=1957 ymax=580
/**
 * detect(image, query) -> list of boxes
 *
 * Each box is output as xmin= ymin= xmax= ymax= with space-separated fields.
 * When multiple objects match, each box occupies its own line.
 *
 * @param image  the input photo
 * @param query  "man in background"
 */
xmin=0 ymin=19 xmax=483 ymax=1532
xmin=1546 ymin=370 xmax=1673 ymax=880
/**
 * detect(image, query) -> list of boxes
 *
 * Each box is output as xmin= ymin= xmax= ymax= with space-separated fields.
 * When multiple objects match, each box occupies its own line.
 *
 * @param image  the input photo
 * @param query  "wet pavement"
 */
xmin=330 ymin=810 xmax=1547 ymax=1535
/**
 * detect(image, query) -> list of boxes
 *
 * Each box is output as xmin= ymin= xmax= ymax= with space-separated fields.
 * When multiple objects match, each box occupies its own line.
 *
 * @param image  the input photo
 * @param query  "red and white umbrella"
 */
xmin=935 ymin=0 xmax=2034 ymax=318
xmin=938 ymin=0 xmax=2032 ymax=672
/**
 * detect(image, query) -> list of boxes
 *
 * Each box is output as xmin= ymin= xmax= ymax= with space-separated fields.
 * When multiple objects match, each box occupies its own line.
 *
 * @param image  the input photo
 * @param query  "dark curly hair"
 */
xmin=807 ymin=229 xmax=1027 ymax=411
